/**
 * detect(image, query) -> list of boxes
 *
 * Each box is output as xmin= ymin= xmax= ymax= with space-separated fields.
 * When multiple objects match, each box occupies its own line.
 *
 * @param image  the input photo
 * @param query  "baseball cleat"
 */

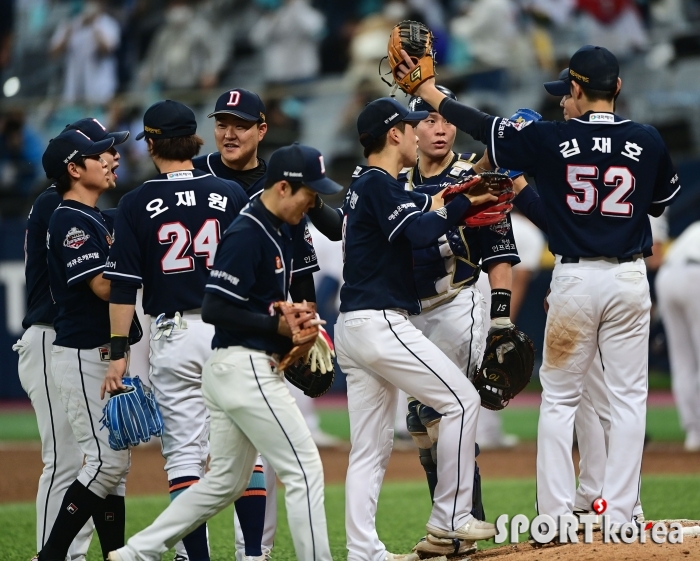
xmin=413 ymin=534 xmax=477 ymax=558
xmin=385 ymin=552 xmax=420 ymax=561
xmin=107 ymin=551 xmax=126 ymax=561
xmin=426 ymin=517 xmax=496 ymax=541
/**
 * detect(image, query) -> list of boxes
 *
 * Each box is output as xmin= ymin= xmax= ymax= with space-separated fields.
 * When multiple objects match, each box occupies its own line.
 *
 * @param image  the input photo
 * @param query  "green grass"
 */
xmin=1 ymin=476 xmax=699 ymax=560
xmin=0 ymin=405 xmax=686 ymax=443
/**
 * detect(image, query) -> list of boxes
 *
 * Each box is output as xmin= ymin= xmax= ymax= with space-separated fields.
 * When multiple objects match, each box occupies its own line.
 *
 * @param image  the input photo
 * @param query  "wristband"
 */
xmin=490 ymin=289 xmax=511 ymax=319
xmin=110 ymin=335 xmax=129 ymax=361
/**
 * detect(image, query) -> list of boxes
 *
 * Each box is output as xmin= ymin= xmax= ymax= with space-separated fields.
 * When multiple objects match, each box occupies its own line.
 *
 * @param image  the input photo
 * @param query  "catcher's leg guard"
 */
xmin=416 ymin=403 xmax=442 ymax=443
xmin=407 ymin=399 xmax=432 ymax=448
xmin=418 ymin=446 xmax=438 ymax=502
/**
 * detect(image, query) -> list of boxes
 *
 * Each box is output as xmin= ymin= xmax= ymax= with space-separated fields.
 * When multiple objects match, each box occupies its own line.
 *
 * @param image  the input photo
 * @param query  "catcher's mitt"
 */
xmin=472 ymin=327 xmax=535 ymax=410
xmin=274 ymin=301 xmax=320 ymax=371
xmin=285 ymin=357 xmax=335 ymax=398
xmin=100 ymin=376 xmax=164 ymax=451
xmin=386 ymin=20 xmax=435 ymax=95
xmin=442 ymin=172 xmax=514 ymax=227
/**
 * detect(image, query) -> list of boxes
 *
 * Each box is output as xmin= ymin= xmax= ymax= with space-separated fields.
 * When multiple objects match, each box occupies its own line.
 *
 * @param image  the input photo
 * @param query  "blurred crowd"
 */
xmin=2 ymin=0 xmax=700 ymax=218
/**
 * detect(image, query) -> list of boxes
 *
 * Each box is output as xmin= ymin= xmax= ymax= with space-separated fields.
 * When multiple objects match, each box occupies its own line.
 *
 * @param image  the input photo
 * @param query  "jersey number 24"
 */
xmin=567 ymin=165 xmax=635 ymax=217
xmin=158 ymin=219 xmax=220 ymax=273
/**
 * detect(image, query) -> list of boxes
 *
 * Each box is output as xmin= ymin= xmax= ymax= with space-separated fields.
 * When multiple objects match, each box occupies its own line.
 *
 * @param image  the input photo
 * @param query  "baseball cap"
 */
xmin=135 ymin=100 xmax=197 ymax=140
xmin=64 ymin=117 xmax=130 ymax=145
xmin=543 ymin=45 xmax=619 ymax=96
xmin=207 ymin=88 xmax=266 ymax=122
xmin=42 ymin=129 xmax=115 ymax=180
xmin=266 ymin=143 xmax=343 ymax=195
xmin=357 ymin=97 xmax=429 ymax=147
xmin=408 ymin=85 xmax=457 ymax=114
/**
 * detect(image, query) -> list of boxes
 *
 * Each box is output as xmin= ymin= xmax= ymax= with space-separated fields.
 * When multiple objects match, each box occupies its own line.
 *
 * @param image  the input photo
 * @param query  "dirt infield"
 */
xmin=2 ymin=441 xmax=698 ymax=504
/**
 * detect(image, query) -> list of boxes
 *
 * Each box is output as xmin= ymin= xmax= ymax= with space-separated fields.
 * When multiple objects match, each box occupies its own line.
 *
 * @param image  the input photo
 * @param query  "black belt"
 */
xmin=561 ymin=255 xmax=637 ymax=264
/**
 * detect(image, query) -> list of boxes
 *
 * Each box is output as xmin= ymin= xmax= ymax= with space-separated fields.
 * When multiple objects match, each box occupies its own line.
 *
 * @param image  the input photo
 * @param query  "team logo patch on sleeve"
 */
xmin=63 ymin=227 xmax=90 ymax=249
xmin=490 ymin=219 xmax=511 ymax=236
xmin=304 ymin=224 xmax=313 ymax=246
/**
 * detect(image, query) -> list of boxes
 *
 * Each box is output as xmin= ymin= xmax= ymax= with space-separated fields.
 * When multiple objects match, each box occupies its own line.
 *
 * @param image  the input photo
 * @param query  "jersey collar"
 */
xmin=246 ymin=197 xmax=291 ymax=239
xmin=571 ymin=111 xmax=630 ymax=125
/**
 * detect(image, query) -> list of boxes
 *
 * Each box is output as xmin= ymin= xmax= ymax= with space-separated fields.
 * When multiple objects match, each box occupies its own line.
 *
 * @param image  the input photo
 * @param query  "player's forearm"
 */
xmin=438 ymin=98 xmax=492 ymax=144
xmin=110 ymin=303 xmax=136 ymax=337
xmin=289 ymin=273 xmax=316 ymax=304
xmin=306 ymin=198 xmax=343 ymax=241
xmin=487 ymin=261 xmax=512 ymax=292
xmin=514 ymin=185 xmax=549 ymax=235
xmin=202 ymin=293 xmax=278 ymax=335
xmin=404 ymin=195 xmax=471 ymax=247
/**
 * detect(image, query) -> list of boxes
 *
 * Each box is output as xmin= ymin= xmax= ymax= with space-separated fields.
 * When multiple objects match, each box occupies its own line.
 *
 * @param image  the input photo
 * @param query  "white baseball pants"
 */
xmin=51 ymin=344 xmax=130 ymax=499
xmin=149 ymin=313 xmax=211 ymax=480
xmin=15 ymin=326 xmax=94 ymax=559
xmin=537 ymin=257 xmax=650 ymax=524
xmin=336 ymin=309 xmax=481 ymax=561
xmin=656 ymin=263 xmax=700 ymax=442
xmin=115 ymin=347 xmax=331 ymax=561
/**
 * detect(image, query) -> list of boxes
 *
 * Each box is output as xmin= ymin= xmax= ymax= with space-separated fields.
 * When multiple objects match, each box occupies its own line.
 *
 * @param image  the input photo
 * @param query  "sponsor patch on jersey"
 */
xmin=304 ymin=224 xmax=313 ymax=246
xmin=589 ymin=113 xmax=614 ymax=123
xmin=67 ymin=503 xmax=78 ymax=514
xmin=166 ymin=171 xmax=194 ymax=180
xmin=511 ymin=118 xmax=533 ymax=131
xmin=275 ymin=256 xmax=282 ymax=270
xmin=490 ymin=218 xmax=511 ymax=236
xmin=99 ymin=347 xmax=110 ymax=361
xmin=63 ymin=227 xmax=90 ymax=249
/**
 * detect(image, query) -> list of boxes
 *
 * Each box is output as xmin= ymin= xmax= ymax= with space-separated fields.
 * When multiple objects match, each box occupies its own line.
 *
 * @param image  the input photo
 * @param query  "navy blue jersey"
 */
xmin=193 ymin=153 xmax=318 ymax=277
xmin=486 ymin=111 xmax=680 ymax=258
xmin=104 ymin=169 xmax=248 ymax=316
xmin=205 ymin=200 xmax=294 ymax=354
xmin=401 ymin=153 xmax=520 ymax=301
xmin=339 ymin=166 xmax=432 ymax=314
xmin=23 ymin=186 xmax=61 ymax=328
xmin=47 ymin=200 xmax=141 ymax=348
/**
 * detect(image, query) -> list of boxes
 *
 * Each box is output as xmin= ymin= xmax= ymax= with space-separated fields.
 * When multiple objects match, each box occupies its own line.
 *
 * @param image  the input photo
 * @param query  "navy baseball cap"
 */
xmin=64 ymin=117 xmax=130 ymax=145
xmin=408 ymin=85 xmax=457 ymax=114
xmin=267 ymin=143 xmax=342 ymax=195
xmin=544 ymin=45 xmax=619 ymax=96
xmin=42 ymin=129 xmax=115 ymax=180
xmin=357 ymin=97 xmax=429 ymax=147
xmin=135 ymin=100 xmax=197 ymax=140
xmin=207 ymin=88 xmax=266 ymax=122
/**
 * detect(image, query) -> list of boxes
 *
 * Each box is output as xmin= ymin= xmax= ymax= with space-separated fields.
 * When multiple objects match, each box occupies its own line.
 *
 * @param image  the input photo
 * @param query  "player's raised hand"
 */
xmin=101 ymin=359 xmax=127 ymax=399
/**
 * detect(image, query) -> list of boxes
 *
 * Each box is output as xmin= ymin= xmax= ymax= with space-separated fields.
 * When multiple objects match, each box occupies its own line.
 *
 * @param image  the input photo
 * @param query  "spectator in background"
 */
xmin=0 ymin=0 xmax=14 ymax=71
xmin=250 ymin=0 xmax=326 ymax=85
xmin=576 ymin=0 xmax=649 ymax=57
xmin=49 ymin=1 xmax=121 ymax=106
xmin=450 ymin=0 xmax=524 ymax=91
xmin=138 ymin=0 xmax=226 ymax=91
xmin=0 ymin=111 xmax=43 ymax=196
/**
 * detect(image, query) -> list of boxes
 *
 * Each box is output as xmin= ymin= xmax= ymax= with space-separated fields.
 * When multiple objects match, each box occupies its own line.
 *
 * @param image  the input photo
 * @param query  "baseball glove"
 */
xmin=285 ymin=357 xmax=336 ymax=398
xmin=472 ymin=327 xmax=535 ymax=410
xmin=274 ymin=301 xmax=320 ymax=371
xmin=386 ymin=20 xmax=435 ymax=95
xmin=442 ymin=172 xmax=514 ymax=227
xmin=100 ymin=376 xmax=164 ymax=451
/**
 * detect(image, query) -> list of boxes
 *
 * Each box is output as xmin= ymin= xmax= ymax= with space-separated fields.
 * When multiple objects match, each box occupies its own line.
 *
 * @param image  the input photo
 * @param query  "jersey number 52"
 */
xmin=567 ymin=165 xmax=635 ymax=217
xmin=158 ymin=219 xmax=220 ymax=273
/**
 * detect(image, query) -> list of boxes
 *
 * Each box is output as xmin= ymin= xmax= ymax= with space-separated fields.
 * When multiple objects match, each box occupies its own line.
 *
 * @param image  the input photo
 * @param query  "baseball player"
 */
xmin=15 ymin=118 xmax=129 ymax=561
xmin=399 ymin=89 xmax=520 ymax=535
xmin=400 ymin=45 xmax=681 ymax=527
xmin=510 ymin=73 xmax=646 ymax=526
xmin=37 ymin=129 xmax=142 ymax=561
xmin=107 ymin=143 xmax=341 ymax=561
xmin=334 ymin=97 xmax=500 ymax=561
xmin=193 ymin=88 xmax=322 ymax=560
xmin=102 ymin=100 xmax=248 ymax=561
xmin=655 ymin=221 xmax=700 ymax=452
